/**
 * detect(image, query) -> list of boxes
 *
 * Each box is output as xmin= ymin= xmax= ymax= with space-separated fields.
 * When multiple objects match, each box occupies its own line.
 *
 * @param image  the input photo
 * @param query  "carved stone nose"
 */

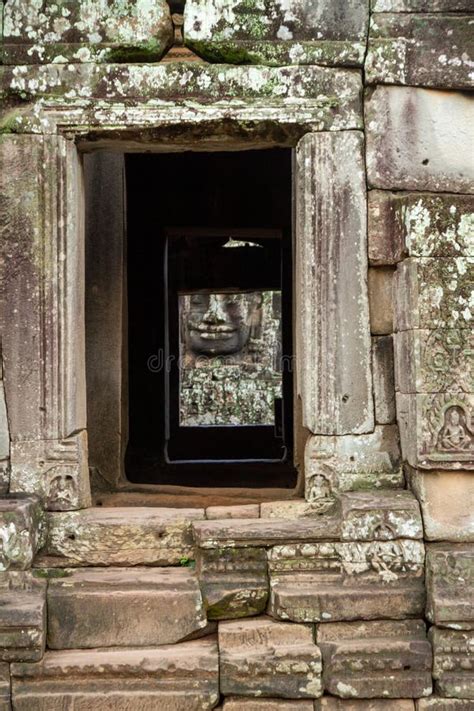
xmin=203 ymin=296 xmax=227 ymax=324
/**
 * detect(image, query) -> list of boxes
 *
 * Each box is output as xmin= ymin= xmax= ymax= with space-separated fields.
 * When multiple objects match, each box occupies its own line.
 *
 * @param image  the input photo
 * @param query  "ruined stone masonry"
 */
xmin=0 ymin=0 xmax=473 ymax=708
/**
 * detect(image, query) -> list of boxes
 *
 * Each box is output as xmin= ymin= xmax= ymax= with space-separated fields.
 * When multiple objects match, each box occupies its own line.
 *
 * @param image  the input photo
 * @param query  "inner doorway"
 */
xmin=126 ymin=149 xmax=296 ymax=487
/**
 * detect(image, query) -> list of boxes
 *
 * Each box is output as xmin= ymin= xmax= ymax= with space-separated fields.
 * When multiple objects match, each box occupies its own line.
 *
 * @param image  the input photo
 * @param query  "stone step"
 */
xmin=11 ymin=637 xmax=219 ymax=711
xmin=47 ymin=567 xmax=208 ymax=649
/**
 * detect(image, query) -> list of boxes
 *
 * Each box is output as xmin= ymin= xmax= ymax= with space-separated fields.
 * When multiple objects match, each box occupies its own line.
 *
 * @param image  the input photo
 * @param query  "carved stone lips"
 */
xmin=193 ymin=325 xmax=236 ymax=339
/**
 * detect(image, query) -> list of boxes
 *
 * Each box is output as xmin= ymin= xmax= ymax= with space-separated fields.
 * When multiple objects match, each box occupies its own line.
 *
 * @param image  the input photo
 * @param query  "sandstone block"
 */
xmin=417 ymin=698 xmax=474 ymax=709
xmin=0 ymin=663 xmax=9 ymax=711
xmin=219 ymin=616 xmax=322 ymax=699
xmin=366 ymin=86 xmax=474 ymax=193
xmin=192 ymin=516 xmax=341 ymax=549
xmin=373 ymin=336 xmax=396 ymax=423
xmin=397 ymin=392 xmax=473 ymax=470
xmin=268 ymin=539 xmax=425 ymax=623
xmin=35 ymin=507 xmax=204 ymax=567
xmin=426 ymin=543 xmax=474 ymax=628
xmin=0 ymin=385 xmax=8 ymax=463
xmin=196 ymin=548 xmax=268 ymax=620
xmin=372 ymin=1 xmax=472 ymax=11
xmin=260 ymin=499 xmax=338 ymax=519
xmin=408 ymin=469 xmax=474 ymax=542
xmin=395 ymin=258 xmax=473 ymax=331
xmin=206 ymin=505 xmax=260 ymax=520
xmin=315 ymin=699 xmax=415 ymax=710
xmin=304 ymin=426 xmax=403 ymax=501
xmin=11 ymin=638 xmax=219 ymax=710
xmin=184 ymin=0 xmax=369 ymax=67
xmin=2 ymin=0 xmax=173 ymax=64
xmin=395 ymin=330 xmax=473 ymax=395
xmin=430 ymin=627 xmax=474 ymax=699
xmin=295 ymin=131 xmax=373 ymax=436
xmin=368 ymin=192 xmax=474 ymax=265
xmin=318 ymin=620 xmax=432 ymax=698
xmin=223 ymin=698 xmax=313 ymax=710
xmin=0 ymin=495 xmax=44 ymax=571
xmin=366 ymin=14 xmax=473 ymax=89
xmin=369 ymin=268 xmax=395 ymax=335
xmin=339 ymin=489 xmax=423 ymax=541
xmin=0 ymin=579 xmax=46 ymax=662
xmin=0 ymin=465 xmax=8 ymax=498
xmin=47 ymin=567 xmax=207 ymax=649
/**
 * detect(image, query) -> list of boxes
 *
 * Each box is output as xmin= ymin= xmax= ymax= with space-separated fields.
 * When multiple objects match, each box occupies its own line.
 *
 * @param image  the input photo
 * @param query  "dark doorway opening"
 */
xmin=126 ymin=149 xmax=296 ymax=488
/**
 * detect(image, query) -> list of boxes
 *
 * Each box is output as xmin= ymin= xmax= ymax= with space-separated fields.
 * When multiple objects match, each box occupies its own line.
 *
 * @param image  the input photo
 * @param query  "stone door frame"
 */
xmin=2 ymin=102 xmax=373 ymax=511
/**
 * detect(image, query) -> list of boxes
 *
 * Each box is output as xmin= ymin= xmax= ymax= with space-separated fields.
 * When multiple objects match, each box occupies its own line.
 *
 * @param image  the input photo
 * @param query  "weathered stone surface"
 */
xmin=395 ymin=330 xmax=473 ymax=395
xmin=206 ymin=505 xmax=260 ymax=520
xmin=0 ymin=578 xmax=46 ymax=662
xmin=184 ymin=0 xmax=369 ymax=67
xmin=318 ymin=620 xmax=432 ymax=698
xmin=85 ymin=153 xmax=127 ymax=489
xmin=395 ymin=258 xmax=473 ymax=331
xmin=426 ymin=543 xmax=474 ymax=628
xmin=260 ymin=500 xmax=338 ymax=519
xmin=417 ymin=699 xmax=474 ymax=710
xmin=193 ymin=516 xmax=341 ymax=549
xmin=0 ymin=384 xmax=8 ymax=464
xmin=369 ymin=268 xmax=395 ymax=335
xmin=304 ymin=426 xmax=403 ymax=501
xmin=408 ymin=469 xmax=474 ymax=542
xmin=0 ymin=664 xmax=9 ymax=711
xmin=11 ymin=637 xmax=219 ymax=710
xmin=268 ymin=539 xmax=425 ymax=623
xmin=224 ymin=698 xmax=313 ymax=710
xmin=372 ymin=1 xmax=472 ymax=11
xmin=339 ymin=490 xmax=423 ymax=541
xmin=0 ymin=135 xmax=90 ymax=510
xmin=47 ymin=567 xmax=207 ymax=649
xmin=0 ymin=495 xmax=44 ymax=571
xmin=219 ymin=616 xmax=322 ymax=698
xmin=369 ymin=192 xmax=474 ymax=265
xmin=315 ymin=700 xmax=415 ymax=710
xmin=295 ymin=131 xmax=373 ymax=436
xmin=430 ymin=627 xmax=474 ymax=699
xmin=366 ymin=87 xmax=474 ymax=194
xmin=366 ymin=14 xmax=473 ymax=89
xmin=397 ymin=392 xmax=473 ymax=470
xmin=373 ymin=336 xmax=396 ymax=423
xmin=35 ymin=507 xmax=204 ymax=567
xmin=196 ymin=548 xmax=268 ymax=620
xmin=2 ymin=0 xmax=173 ymax=64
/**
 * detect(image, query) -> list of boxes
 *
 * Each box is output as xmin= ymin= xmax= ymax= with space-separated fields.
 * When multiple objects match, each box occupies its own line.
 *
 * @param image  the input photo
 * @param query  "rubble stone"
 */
xmin=366 ymin=14 xmax=473 ymax=89
xmin=430 ymin=627 xmax=474 ymax=699
xmin=184 ymin=0 xmax=369 ymax=67
xmin=318 ymin=620 xmax=432 ymax=698
xmin=47 ymin=567 xmax=207 ymax=649
xmin=366 ymin=86 xmax=474 ymax=193
xmin=11 ymin=637 xmax=220 ymax=710
xmin=0 ymin=495 xmax=44 ymax=571
xmin=35 ymin=507 xmax=204 ymax=567
xmin=196 ymin=547 xmax=268 ymax=620
xmin=373 ymin=336 xmax=396 ymax=424
xmin=426 ymin=543 xmax=474 ymax=628
xmin=268 ymin=539 xmax=425 ymax=622
xmin=0 ymin=577 xmax=46 ymax=662
xmin=219 ymin=616 xmax=322 ymax=698
xmin=2 ymin=0 xmax=173 ymax=64
xmin=368 ymin=268 xmax=395 ymax=335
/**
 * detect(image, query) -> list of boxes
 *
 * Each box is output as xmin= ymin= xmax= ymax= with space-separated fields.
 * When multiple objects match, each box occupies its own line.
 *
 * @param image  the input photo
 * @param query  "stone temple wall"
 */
xmin=0 ymin=0 xmax=472 ymax=709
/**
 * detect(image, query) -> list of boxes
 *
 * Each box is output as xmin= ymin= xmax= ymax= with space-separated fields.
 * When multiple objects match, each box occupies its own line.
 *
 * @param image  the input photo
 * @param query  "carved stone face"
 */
xmin=185 ymin=292 xmax=260 ymax=356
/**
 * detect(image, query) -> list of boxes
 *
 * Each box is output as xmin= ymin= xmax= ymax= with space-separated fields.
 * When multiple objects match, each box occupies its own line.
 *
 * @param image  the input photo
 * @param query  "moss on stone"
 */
xmin=33 ymin=568 xmax=71 ymax=579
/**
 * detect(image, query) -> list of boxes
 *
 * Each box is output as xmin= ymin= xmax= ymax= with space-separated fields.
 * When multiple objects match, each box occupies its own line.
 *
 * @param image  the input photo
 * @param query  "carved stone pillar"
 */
xmin=0 ymin=135 xmax=90 ymax=510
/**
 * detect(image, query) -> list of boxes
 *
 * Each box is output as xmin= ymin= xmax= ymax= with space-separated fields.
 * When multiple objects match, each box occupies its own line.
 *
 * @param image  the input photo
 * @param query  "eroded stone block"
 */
xmin=366 ymin=87 xmax=474 ymax=193
xmin=268 ymin=539 xmax=425 ymax=623
xmin=417 ymin=698 xmax=474 ymax=710
xmin=260 ymin=500 xmax=338 ymax=519
xmin=426 ymin=543 xmax=474 ymax=628
xmin=224 ymin=698 xmax=313 ymax=710
xmin=219 ymin=616 xmax=322 ymax=699
xmin=397 ymin=392 xmax=473 ymax=470
xmin=368 ymin=192 xmax=474 ymax=265
xmin=0 ymin=664 xmax=9 ymax=711
xmin=373 ymin=336 xmax=396 ymax=423
xmin=35 ymin=507 xmax=204 ymax=567
xmin=0 ymin=495 xmax=44 ymax=571
xmin=0 ymin=385 xmax=8 ymax=465
xmin=47 ymin=567 xmax=207 ymax=649
xmin=184 ymin=0 xmax=369 ymax=67
xmin=295 ymin=131 xmax=373 ymax=436
xmin=395 ymin=258 xmax=473 ymax=332
xmin=366 ymin=14 xmax=473 ymax=89
xmin=206 ymin=505 xmax=260 ymax=520
xmin=11 ymin=638 xmax=219 ymax=710
xmin=304 ymin=426 xmax=403 ymax=501
xmin=2 ymin=0 xmax=173 ymax=64
xmin=318 ymin=620 xmax=432 ymax=698
xmin=315 ymin=699 xmax=415 ymax=710
xmin=369 ymin=268 xmax=395 ymax=335
xmin=196 ymin=548 xmax=268 ymax=620
xmin=430 ymin=627 xmax=474 ymax=699
xmin=339 ymin=490 xmax=423 ymax=541
xmin=0 ymin=576 xmax=46 ymax=662
xmin=408 ymin=469 xmax=474 ymax=542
